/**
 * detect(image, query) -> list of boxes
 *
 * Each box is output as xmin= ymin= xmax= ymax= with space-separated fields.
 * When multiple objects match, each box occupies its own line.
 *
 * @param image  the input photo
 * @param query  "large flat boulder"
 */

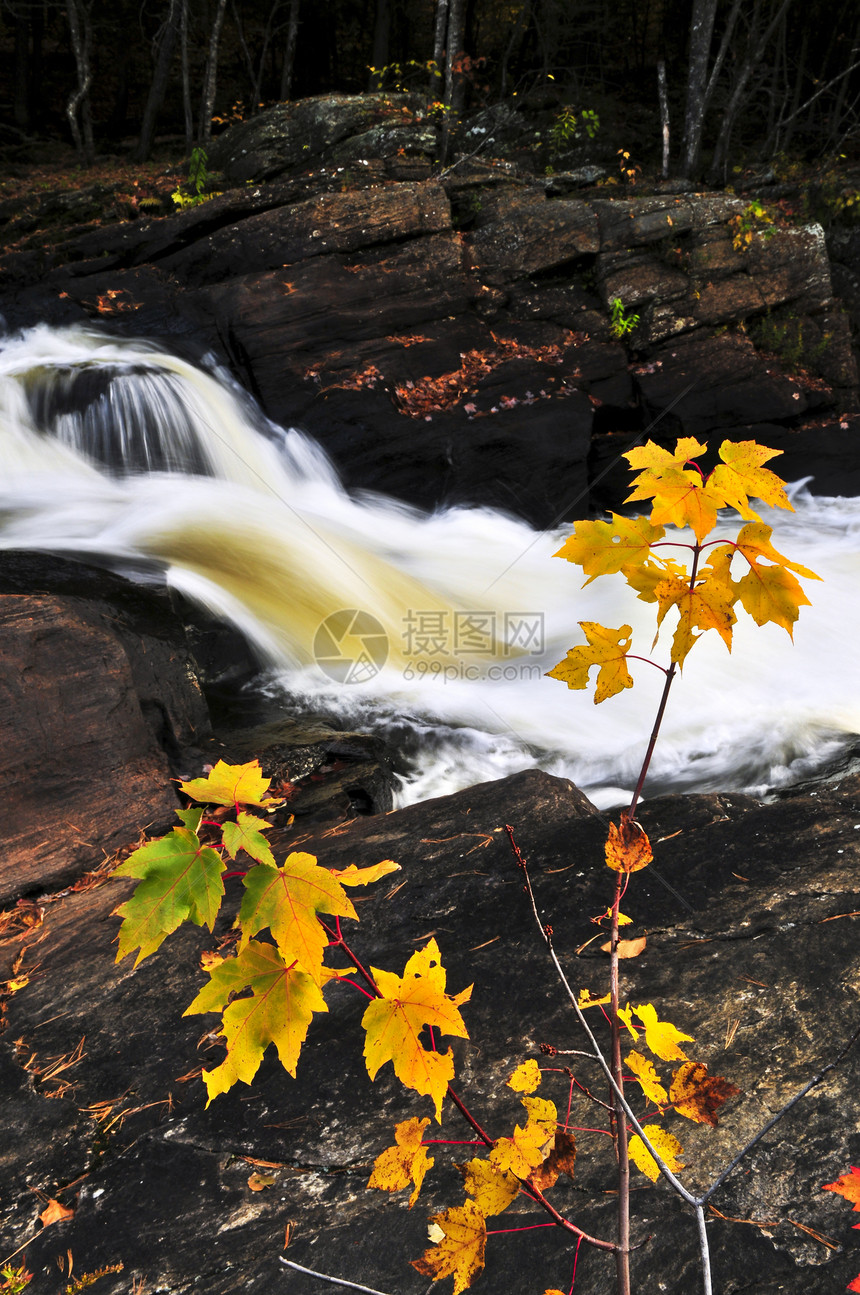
xmin=1 ymin=768 xmax=859 ymax=1293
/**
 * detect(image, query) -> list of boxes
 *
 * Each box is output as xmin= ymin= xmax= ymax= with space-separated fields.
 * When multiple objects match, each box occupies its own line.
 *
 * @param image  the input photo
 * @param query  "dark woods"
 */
xmin=2 ymin=0 xmax=860 ymax=178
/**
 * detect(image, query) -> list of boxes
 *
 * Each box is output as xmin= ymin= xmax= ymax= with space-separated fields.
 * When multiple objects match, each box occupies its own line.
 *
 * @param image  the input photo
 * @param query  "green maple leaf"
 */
xmin=221 ymin=811 xmax=276 ymax=868
xmin=184 ymin=939 xmax=328 ymax=1102
xmin=114 ymin=827 xmax=225 ymax=966
xmin=238 ymin=851 xmax=358 ymax=982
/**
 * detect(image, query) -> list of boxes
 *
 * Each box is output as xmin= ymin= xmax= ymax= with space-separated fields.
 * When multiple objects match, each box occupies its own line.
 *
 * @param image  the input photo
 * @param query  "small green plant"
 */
xmin=609 ymin=296 xmax=640 ymax=340
xmin=730 ymin=199 xmax=775 ymax=251
xmin=171 ymin=147 xmax=215 ymax=210
xmin=0 ymin=1262 xmax=32 ymax=1294
xmin=368 ymin=58 xmax=438 ymax=94
xmin=749 ymin=310 xmax=831 ymax=374
xmin=548 ymin=104 xmax=599 ymax=156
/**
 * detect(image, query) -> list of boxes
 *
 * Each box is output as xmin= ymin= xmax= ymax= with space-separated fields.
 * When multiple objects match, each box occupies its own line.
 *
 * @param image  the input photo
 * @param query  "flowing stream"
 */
xmin=2 ymin=324 xmax=859 ymax=809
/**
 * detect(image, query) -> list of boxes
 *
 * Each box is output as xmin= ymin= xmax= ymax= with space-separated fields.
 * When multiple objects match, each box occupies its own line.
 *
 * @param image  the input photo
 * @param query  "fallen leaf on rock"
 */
xmin=247 ymin=1172 xmax=277 ymax=1191
xmin=601 ymin=936 xmax=647 ymax=959
xmin=40 ymin=1198 xmax=74 ymax=1226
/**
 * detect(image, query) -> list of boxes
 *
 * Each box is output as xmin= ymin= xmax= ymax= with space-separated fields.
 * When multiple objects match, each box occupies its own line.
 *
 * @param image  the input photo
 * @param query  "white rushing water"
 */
xmin=2 ymin=323 xmax=858 ymax=809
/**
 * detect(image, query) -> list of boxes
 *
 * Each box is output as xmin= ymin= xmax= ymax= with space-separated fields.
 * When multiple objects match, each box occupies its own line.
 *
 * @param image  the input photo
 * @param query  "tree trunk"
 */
xmin=198 ymin=0 xmax=229 ymax=145
xmin=707 ymin=0 xmax=794 ymax=184
xmin=13 ymin=6 xmax=31 ymax=130
xmin=680 ymin=0 xmax=718 ymax=177
xmin=136 ymin=0 xmax=182 ymax=162
xmin=430 ymin=0 xmax=448 ymax=103
xmin=65 ymin=0 xmax=95 ymax=165
xmin=440 ymin=0 xmax=465 ymax=162
xmin=657 ymin=57 xmax=670 ymax=179
xmin=279 ymin=0 xmax=301 ymax=100
xmin=181 ymin=0 xmax=193 ymax=154
xmin=368 ymin=0 xmax=391 ymax=89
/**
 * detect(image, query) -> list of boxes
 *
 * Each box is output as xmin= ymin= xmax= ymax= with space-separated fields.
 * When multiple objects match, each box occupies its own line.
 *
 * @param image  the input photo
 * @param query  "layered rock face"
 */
xmin=3 ymin=93 xmax=859 ymax=523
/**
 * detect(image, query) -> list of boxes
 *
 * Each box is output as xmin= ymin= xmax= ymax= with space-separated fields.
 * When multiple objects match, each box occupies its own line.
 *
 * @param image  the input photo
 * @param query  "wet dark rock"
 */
xmin=1 ymin=769 xmax=859 ymax=1293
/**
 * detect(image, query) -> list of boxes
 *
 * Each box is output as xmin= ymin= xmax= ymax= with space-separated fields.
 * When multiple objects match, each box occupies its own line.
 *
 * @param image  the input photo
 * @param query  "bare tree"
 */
xmin=136 ymin=0 xmax=183 ymax=162
xmin=198 ymin=0 xmax=229 ymax=145
xmin=233 ymin=0 xmax=283 ymax=110
xmin=440 ymin=0 xmax=464 ymax=161
xmin=680 ymin=0 xmax=742 ymax=177
xmin=65 ymin=0 xmax=95 ymax=164
xmin=181 ymin=0 xmax=193 ymax=153
xmin=278 ymin=0 xmax=301 ymax=99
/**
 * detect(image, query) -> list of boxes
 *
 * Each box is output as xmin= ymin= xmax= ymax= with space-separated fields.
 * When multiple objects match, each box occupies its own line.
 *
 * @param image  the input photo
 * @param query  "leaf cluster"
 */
xmin=548 ymin=438 xmax=819 ymax=696
xmin=114 ymin=760 xmax=469 ymax=1117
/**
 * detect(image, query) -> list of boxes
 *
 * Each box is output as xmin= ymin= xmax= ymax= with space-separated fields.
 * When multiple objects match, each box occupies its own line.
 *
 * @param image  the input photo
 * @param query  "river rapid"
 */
xmin=2 ymin=324 xmax=858 ymax=809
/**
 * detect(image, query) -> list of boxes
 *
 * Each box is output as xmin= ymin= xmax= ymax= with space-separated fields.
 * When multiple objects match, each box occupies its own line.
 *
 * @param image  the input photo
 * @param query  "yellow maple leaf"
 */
xmin=490 ymin=1121 xmax=552 ymax=1179
xmin=624 ymin=555 xmax=688 ymax=604
xmin=368 ymin=1116 xmax=434 ymax=1207
xmin=628 ymin=1124 xmax=684 ymax=1181
xmin=733 ymin=522 xmax=819 ymax=634
xmin=459 ymin=1157 xmax=521 ymax=1215
xmin=180 ymin=759 xmax=283 ymax=808
xmin=626 ymin=1050 xmax=668 ymax=1111
xmin=669 ymin=1062 xmax=740 ymax=1126
xmin=506 ymin=1058 xmax=542 ymax=1093
xmin=616 ymin=1004 xmax=640 ymax=1039
xmin=547 ymin=622 xmax=633 ymax=703
xmin=238 ymin=852 xmax=357 ymax=984
xmin=578 ymin=988 xmax=612 ymax=1008
xmin=632 ymin=1003 xmax=694 ymax=1061
xmin=709 ymin=440 xmax=792 ymax=519
xmin=624 ymin=438 xmax=719 ymax=541
xmin=554 ymin=514 xmax=665 ymax=583
xmin=184 ymin=939 xmax=328 ymax=1102
xmin=412 ymin=1202 xmax=486 ymax=1294
xmin=653 ymin=560 xmax=737 ymax=667
xmin=362 ymin=939 xmax=471 ymax=1121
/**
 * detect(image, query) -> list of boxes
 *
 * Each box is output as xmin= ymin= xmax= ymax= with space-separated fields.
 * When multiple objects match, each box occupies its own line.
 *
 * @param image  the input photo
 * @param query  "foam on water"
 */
xmin=2 ymin=323 xmax=858 ymax=808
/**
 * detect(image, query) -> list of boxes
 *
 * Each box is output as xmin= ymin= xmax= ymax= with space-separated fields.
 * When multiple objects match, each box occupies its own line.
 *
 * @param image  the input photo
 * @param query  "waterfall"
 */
xmin=2 ymin=323 xmax=859 ymax=809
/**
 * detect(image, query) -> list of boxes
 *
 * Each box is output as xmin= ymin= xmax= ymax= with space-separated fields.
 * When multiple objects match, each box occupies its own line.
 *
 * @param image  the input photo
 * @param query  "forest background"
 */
xmin=2 ymin=0 xmax=860 ymax=190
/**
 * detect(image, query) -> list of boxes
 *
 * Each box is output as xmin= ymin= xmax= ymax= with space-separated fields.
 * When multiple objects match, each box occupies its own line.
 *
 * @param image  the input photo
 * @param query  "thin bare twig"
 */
xmin=278 ymin=1257 xmax=395 ymax=1294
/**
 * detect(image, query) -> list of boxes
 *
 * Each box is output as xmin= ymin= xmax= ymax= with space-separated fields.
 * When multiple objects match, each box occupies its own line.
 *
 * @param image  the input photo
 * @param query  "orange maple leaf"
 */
xmin=605 ymin=815 xmax=653 ymax=873
xmin=823 ymin=1166 xmax=860 ymax=1211
xmin=669 ymin=1061 xmax=741 ymax=1126
xmin=39 ymin=1197 xmax=74 ymax=1227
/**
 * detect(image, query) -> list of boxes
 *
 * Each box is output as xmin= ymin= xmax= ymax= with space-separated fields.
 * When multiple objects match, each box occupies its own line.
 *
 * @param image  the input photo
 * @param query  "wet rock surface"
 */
xmin=2 ymin=94 xmax=859 ymax=525
xmin=1 ymin=769 xmax=859 ymax=1293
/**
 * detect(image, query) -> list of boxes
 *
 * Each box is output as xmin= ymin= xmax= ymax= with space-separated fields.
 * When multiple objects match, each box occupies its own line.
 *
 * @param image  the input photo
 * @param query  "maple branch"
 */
xmin=320 ymin=922 xmax=380 ymax=998
xmin=625 ymin=654 xmax=669 ymax=676
xmin=445 ymin=1084 xmax=494 ymax=1148
xmin=609 ymin=872 xmax=632 ymax=1295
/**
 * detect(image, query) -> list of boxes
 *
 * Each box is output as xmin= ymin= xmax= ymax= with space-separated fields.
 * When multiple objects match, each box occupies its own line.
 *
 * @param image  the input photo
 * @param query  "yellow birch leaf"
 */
xmin=633 ymin=1003 xmax=694 ymax=1061
xmin=368 ymin=1116 xmax=434 ymax=1207
xmin=459 ymin=1158 xmax=520 ymax=1215
xmin=238 ymin=852 xmax=357 ymax=984
xmin=626 ymin=1050 xmax=669 ymax=1110
xmin=547 ymin=622 xmax=633 ymax=703
xmin=412 ymin=1203 xmax=486 ymax=1294
xmin=669 ymin=1062 xmax=741 ymax=1126
xmin=553 ymin=514 xmax=665 ymax=583
xmin=362 ymin=939 xmax=471 ymax=1121
xmin=605 ymin=816 xmax=653 ymax=873
xmin=180 ymin=759 xmax=283 ymax=808
xmin=329 ymin=860 xmax=401 ymax=886
xmin=507 ymin=1058 xmax=542 ymax=1093
xmin=628 ymin=1125 xmax=684 ymax=1181
xmin=578 ymin=989 xmax=612 ymax=1008
xmin=709 ymin=440 xmax=792 ymax=518
xmin=184 ymin=939 xmax=328 ymax=1102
